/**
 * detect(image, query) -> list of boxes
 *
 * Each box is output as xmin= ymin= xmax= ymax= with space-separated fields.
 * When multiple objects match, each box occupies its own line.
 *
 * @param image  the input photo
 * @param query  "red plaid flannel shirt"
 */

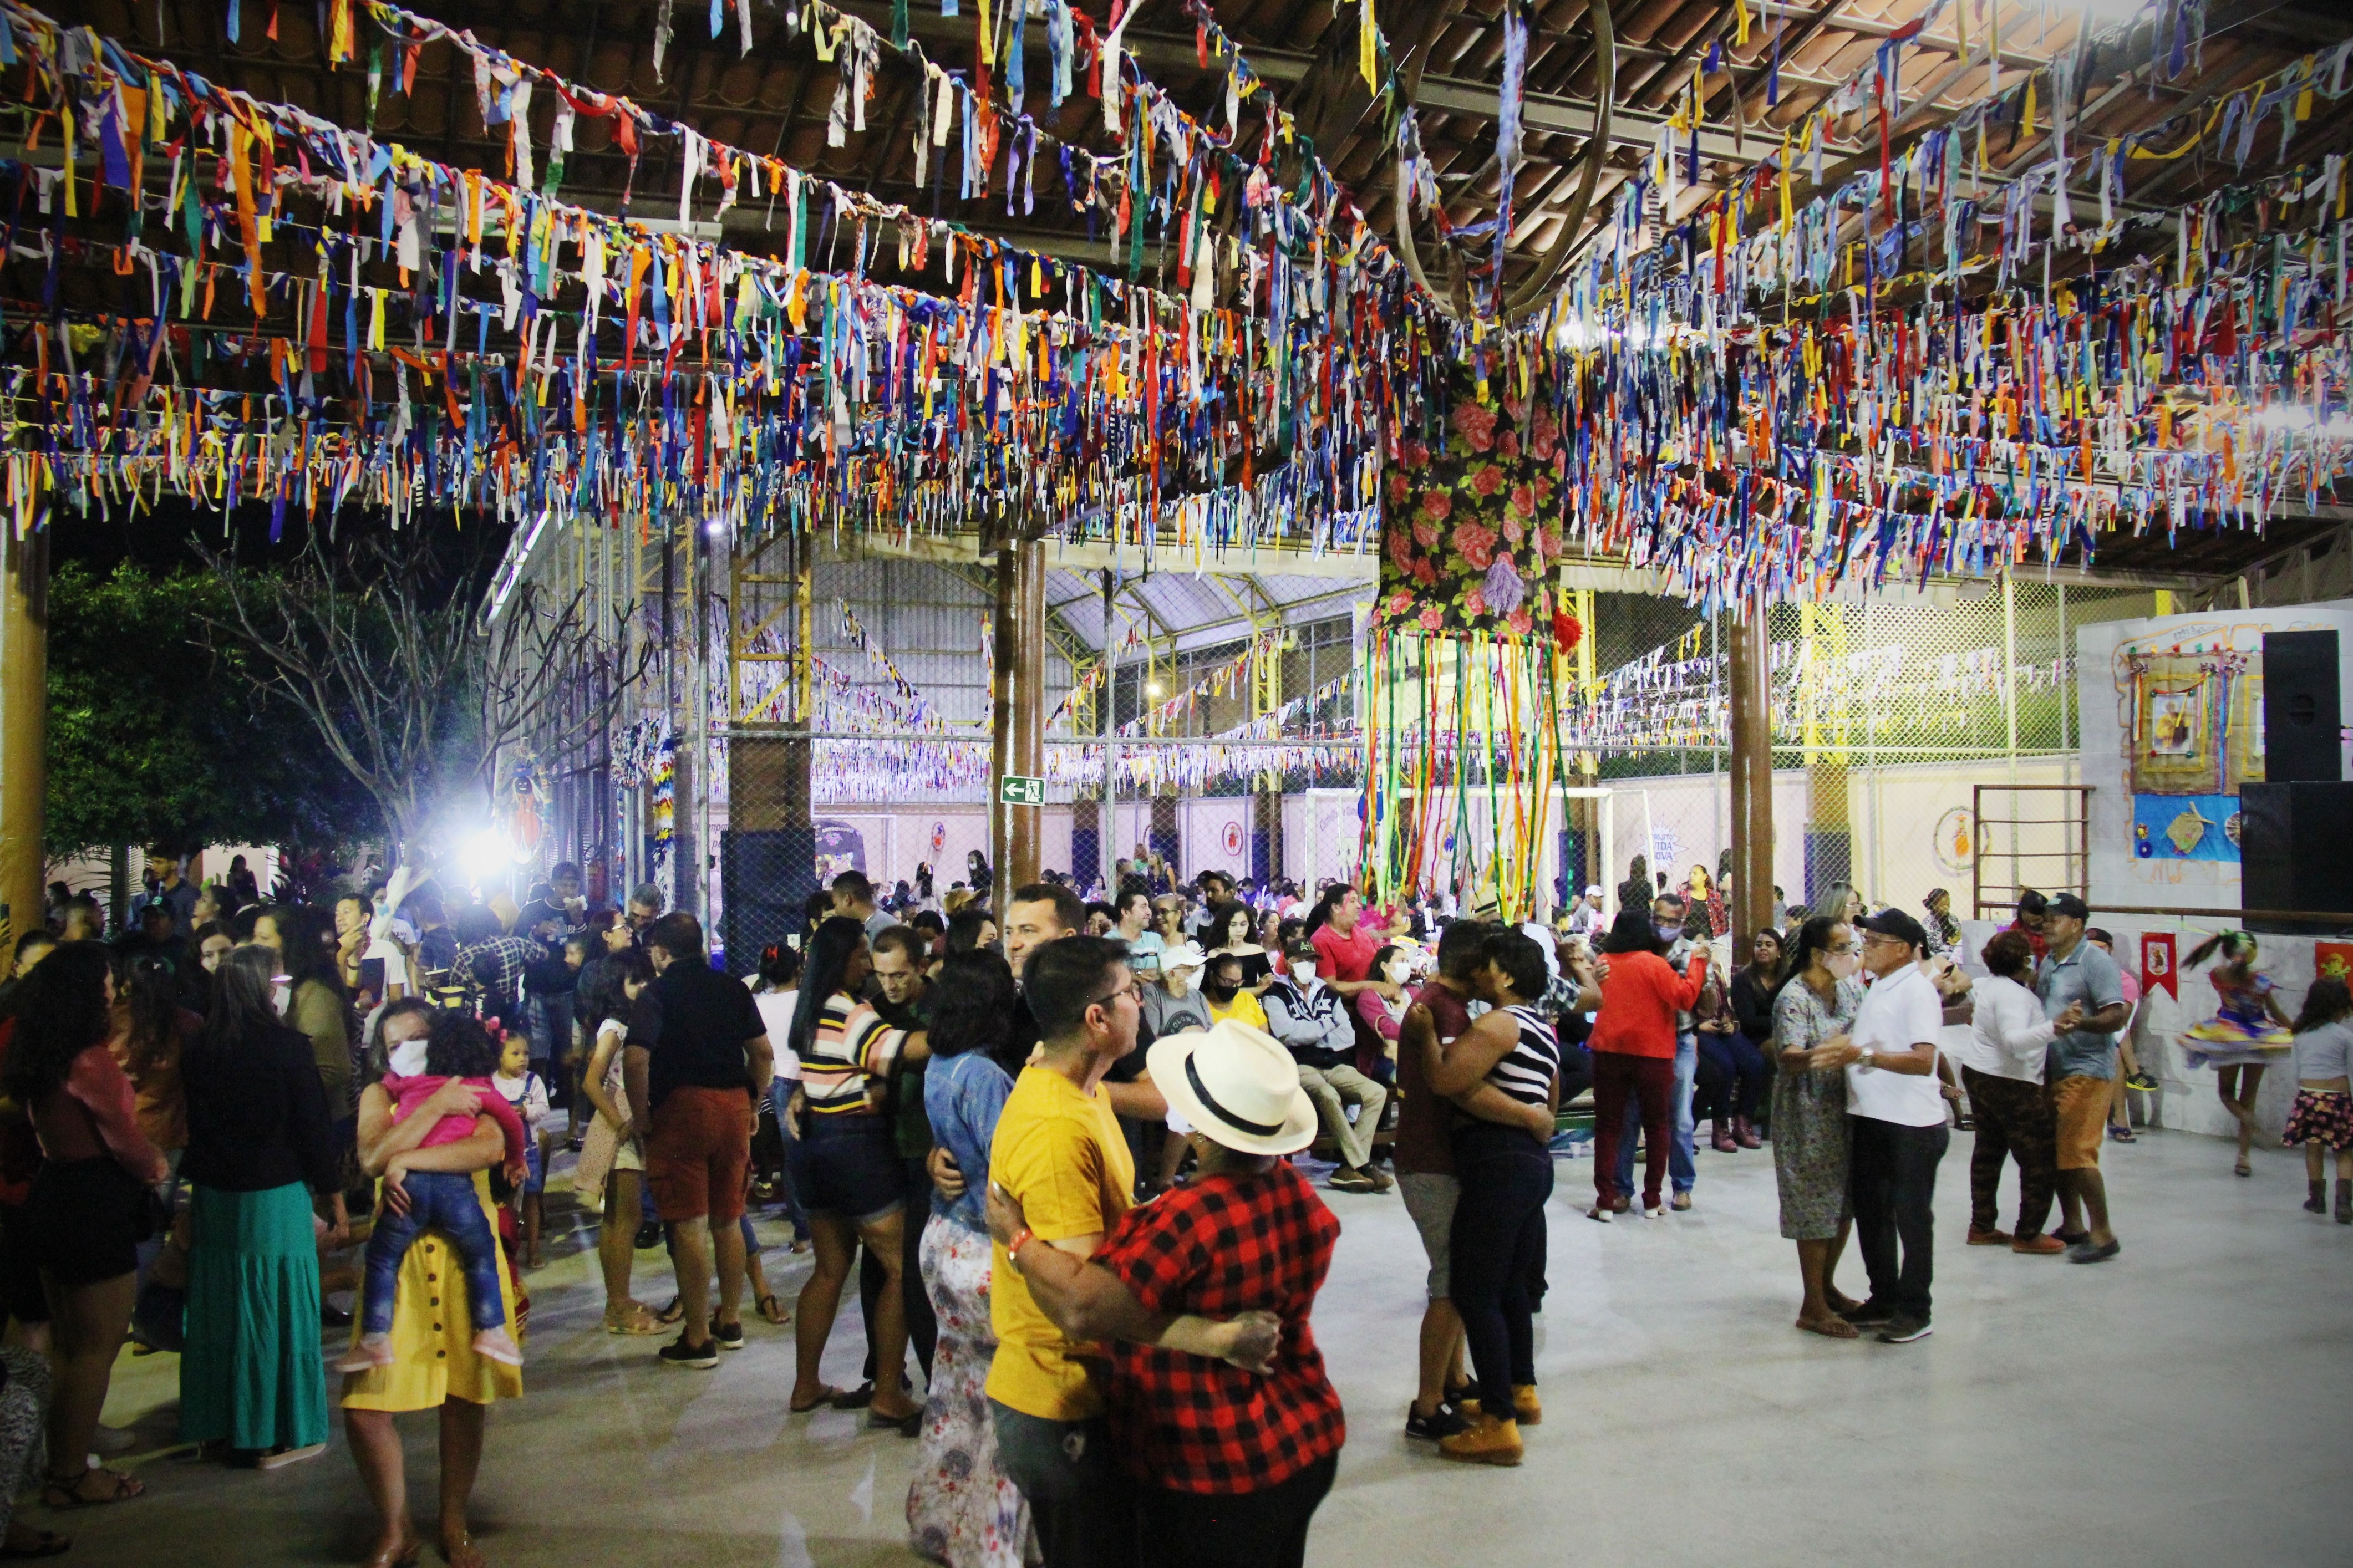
xmin=1091 ymin=1163 xmax=1345 ymax=1494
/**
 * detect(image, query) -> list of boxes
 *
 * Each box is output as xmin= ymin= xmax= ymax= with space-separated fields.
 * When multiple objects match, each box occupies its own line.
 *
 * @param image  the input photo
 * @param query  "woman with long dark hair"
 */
xmin=572 ymin=949 xmax=663 ymax=1333
xmin=1585 ymin=910 xmax=1707 ymax=1220
xmin=906 ymin=950 xmax=1029 ymax=1567
xmin=109 ymin=953 xmax=194 ymax=1177
xmin=1695 ymin=929 xmax=1778 ymax=1152
xmin=252 ymin=904 xmax=357 ymax=1119
xmin=1208 ymin=902 xmax=1273 ymax=991
xmin=1767 ymin=915 xmax=1868 ymax=1337
xmin=2 ymin=943 xmax=165 ymax=1505
xmin=179 ymin=945 xmax=344 ymax=1467
xmin=786 ymin=917 xmax=928 ymax=1426
xmin=1729 ymin=928 xmax=1786 ymax=1141
xmin=1423 ymin=929 xmax=1570 ymax=1465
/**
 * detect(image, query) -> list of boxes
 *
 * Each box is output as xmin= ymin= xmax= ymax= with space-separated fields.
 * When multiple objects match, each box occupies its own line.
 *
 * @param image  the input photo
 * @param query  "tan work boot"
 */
xmin=1438 ymin=1413 xmax=1524 ymax=1467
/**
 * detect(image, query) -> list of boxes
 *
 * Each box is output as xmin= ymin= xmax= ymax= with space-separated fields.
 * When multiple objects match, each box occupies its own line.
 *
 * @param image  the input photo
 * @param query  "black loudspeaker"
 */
xmin=2261 ymin=630 xmax=2341 ymax=783
xmin=2239 ymin=782 xmax=2353 ymax=934
xmin=720 ymin=826 xmax=818 ymax=974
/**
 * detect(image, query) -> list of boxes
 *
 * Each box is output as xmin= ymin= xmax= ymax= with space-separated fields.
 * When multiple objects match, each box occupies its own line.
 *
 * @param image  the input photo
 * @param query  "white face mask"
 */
xmin=1292 ymin=962 xmax=1318 ymax=985
xmin=1385 ymin=960 xmax=1414 ymax=985
xmin=388 ymin=1034 xmax=431 ymax=1077
xmin=1167 ymin=969 xmax=1195 ymax=996
xmin=1826 ymin=950 xmax=1862 ymax=981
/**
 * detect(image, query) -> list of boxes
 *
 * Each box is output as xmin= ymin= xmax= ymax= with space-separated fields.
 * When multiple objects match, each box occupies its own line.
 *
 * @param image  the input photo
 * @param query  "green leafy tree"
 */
xmin=44 ymin=562 xmax=382 ymax=857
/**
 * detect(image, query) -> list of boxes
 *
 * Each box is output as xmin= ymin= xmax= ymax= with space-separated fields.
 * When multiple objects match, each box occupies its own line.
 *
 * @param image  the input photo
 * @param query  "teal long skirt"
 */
xmin=179 ymin=1181 xmax=327 ymax=1452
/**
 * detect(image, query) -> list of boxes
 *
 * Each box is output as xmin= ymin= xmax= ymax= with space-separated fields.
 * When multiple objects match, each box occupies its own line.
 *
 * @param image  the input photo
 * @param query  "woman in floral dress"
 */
xmin=1768 ymin=915 xmax=1869 ymax=1339
xmin=906 ymin=951 xmax=1030 ymax=1568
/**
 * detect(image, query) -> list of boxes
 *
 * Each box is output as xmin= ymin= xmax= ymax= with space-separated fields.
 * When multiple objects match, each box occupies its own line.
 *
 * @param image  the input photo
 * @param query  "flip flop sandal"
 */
xmin=604 ymin=1306 xmax=664 ymax=1336
xmin=0 ymin=1530 xmax=73 ymax=1559
xmin=789 ymin=1384 xmax=844 ymax=1414
xmin=653 ymin=1297 xmax=686 ymax=1325
xmin=830 ymin=1383 xmax=877 ymax=1411
xmin=870 ymin=1407 xmax=923 ymax=1437
xmin=757 ymin=1293 xmax=789 ymax=1326
xmin=42 ymin=1469 xmax=143 ymax=1509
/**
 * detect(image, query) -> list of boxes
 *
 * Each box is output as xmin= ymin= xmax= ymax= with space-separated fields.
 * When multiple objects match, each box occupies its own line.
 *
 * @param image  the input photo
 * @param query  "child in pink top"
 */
xmin=337 ymin=1011 xmax=527 ymax=1372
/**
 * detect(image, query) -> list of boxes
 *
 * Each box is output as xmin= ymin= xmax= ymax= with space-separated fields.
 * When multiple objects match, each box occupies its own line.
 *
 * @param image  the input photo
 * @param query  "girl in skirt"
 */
xmin=2285 ymin=977 xmax=2353 ymax=1223
xmin=2180 ymin=931 xmax=2295 ymax=1177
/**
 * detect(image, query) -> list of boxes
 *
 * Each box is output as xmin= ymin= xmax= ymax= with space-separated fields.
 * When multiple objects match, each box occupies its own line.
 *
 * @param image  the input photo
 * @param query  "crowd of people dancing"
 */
xmin=0 ymin=842 xmax=2344 ymax=1565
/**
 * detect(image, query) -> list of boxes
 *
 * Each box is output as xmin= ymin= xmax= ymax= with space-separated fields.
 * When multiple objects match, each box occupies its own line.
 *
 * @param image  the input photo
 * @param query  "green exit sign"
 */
xmin=999 ymin=775 xmax=1045 ymax=806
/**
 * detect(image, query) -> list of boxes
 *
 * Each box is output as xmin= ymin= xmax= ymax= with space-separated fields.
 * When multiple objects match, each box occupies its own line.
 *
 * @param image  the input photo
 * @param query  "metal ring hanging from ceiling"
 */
xmin=1391 ymin=0 xmax=1615 ymax=329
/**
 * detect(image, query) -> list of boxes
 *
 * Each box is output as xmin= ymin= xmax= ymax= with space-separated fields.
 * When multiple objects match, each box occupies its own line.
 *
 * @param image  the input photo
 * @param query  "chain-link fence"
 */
xmin=1539 ymin=580 xmax=2161 ymax=929
xmin=693 ymin=552 xmax=1375 ymax=970
xmin=542 ymin=522 xmax=2156 ymax=957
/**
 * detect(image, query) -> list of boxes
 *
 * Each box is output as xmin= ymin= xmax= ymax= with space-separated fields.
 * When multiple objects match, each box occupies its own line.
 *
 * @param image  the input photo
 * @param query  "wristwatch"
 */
xmin=1858 ymin=1049 xmax=1878 ymax=1071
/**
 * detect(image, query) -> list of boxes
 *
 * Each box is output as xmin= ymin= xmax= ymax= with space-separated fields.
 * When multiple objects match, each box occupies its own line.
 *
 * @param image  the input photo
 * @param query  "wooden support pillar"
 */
xmin=1728 ymin=604 xmax=1775 ymax=945
xmin=991 ymin=537 xmax=1047 ymax=893
xmin=0 ymin=528 xmax=45 ymax=951
xmin=1100 ymin=570 xmax=1120 ymax=895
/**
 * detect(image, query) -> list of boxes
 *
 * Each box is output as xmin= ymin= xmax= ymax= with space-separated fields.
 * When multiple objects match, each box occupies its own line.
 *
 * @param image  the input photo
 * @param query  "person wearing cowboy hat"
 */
xmin=988 ymin=1019 xmax=1346 ymax=1568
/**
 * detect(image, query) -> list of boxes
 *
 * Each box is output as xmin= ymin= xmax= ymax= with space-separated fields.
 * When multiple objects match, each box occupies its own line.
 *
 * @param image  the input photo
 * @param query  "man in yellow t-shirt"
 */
xmin=985 ymin=934 xmax=1142 ymax=1567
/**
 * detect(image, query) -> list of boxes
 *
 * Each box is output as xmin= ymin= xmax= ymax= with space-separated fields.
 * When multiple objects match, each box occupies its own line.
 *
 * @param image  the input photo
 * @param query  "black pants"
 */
xmin=992 ymin=1403 xmax=1134 ymax=1568
xmin=1134 ymin=1453 xmax=1339 ymax=1568
xmin=1448 ymin=1126 xmax=1553 ymax=1416
xmin=1848 ymin=1118 xmax=1949 ymax=1321
xmin=1554 ymin=1045 xmax=1595 ymax=1111
xmin=1696 ymin=1033 xmax=1770 ymax=1121
xmin=860 ymin=1154 xmax=938 ymax=1384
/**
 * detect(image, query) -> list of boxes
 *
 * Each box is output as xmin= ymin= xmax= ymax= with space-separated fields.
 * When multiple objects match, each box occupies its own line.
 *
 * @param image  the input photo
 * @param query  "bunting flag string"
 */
xmin=0 ymin=0 xmax=1397 ymax=557
xmin=1116 ymin=625 xmax=1285 ymax=736
xmin=838 ymin=603 xmax=960 ymax=731
xmin=4 ymin=0 xmax=2352 ymax=618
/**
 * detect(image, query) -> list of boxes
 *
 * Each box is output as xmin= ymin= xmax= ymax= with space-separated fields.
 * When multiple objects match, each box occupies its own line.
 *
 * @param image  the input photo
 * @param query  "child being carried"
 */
xmin=338 ymin=1009 xmax=528 ymax=1372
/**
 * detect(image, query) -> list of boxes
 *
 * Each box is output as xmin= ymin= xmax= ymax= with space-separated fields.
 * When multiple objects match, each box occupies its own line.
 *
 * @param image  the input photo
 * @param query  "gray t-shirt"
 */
xmin=2294 ymin=1020 xmax=2353 ymax=1082
xmin=2035 ymin=940 xmax=2127 ymax=1081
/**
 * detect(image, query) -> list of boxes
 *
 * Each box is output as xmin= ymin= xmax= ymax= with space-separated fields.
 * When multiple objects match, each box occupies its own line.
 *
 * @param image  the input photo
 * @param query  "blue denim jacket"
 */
xmin=923 ymin=1049 xmax=1016 ymax=1233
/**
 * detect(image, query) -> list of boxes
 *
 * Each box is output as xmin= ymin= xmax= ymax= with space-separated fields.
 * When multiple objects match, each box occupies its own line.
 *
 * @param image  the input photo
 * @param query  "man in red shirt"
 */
xmin=1308 ymin=887 xmax=1389 ymax=993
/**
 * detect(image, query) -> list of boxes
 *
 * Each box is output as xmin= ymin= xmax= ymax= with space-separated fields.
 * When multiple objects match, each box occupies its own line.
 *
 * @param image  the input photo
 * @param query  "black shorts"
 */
xmin=0 ymin=1203 xmax=46 ymax=1325
xmin=789 ymin=1116 xmax=904 ymax=1223
xmin=24 ymin=1158 xmax=153 ymax=1289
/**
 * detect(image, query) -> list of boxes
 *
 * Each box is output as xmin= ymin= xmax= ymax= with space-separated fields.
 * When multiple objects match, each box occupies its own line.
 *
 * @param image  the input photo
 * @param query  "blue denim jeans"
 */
xmin=526 ymin=993 xmax=563 ymax=1070
xmin=1616 ymin=1032 xmax=1698 ymax=1197
xmin=361 ymin=1170 xmax=506 ymax=1335
xmin=769 ymin=1078 xmax=812 ymax=1241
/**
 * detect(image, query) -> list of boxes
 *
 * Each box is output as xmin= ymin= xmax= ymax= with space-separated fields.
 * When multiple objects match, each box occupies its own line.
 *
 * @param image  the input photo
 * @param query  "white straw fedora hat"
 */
xmin=1147 ymin=1019 xmax=1318 ymax=1158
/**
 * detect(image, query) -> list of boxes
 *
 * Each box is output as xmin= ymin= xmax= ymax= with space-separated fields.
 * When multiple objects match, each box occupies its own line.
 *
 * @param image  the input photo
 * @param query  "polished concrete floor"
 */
xmin=71 ymin=1127 xmax=2352 ymax=1567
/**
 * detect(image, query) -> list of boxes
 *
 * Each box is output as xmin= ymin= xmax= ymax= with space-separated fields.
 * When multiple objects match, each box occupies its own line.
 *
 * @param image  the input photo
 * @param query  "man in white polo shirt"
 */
xmin=1844 ymin=909 xmax=1951 ymax=1345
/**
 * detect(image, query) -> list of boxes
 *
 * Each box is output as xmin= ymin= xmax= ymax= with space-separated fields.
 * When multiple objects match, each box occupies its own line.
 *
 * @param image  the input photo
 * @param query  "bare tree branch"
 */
xmin=194 ymin=531 xmax=651 ymax=865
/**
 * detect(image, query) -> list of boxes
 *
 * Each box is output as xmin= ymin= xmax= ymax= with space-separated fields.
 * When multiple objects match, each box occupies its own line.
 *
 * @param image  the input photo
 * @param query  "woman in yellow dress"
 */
xmin=342 ymin=1000 xmax=524 ymax=1568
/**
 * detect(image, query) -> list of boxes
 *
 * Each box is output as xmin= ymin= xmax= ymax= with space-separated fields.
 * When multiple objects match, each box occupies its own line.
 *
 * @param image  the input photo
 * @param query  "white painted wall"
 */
xmin=2077 ymin=600 xmax=2353 ymax=914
